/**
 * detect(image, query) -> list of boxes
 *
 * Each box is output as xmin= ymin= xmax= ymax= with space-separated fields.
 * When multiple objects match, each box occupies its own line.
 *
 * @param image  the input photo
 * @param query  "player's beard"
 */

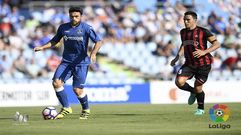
xmin=71 ymin=20 xmax=80 ymax=26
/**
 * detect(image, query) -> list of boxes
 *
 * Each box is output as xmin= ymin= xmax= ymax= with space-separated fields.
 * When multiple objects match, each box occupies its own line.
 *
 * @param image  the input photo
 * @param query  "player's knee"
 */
xmin=195 ymin=88 xmax=203 ymax=93
xmin=52 ymin=79 xmax=63 ymax=88
xmin=194 ymin=86 xmax=203 ymax=93
xmin=175 ymin=79 xmax=185 ymax=88
xmin=73 ymin=87 xmax=84 ymax=96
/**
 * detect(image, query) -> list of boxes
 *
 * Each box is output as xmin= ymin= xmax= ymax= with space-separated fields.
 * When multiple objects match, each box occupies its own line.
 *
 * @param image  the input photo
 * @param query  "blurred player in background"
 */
xmin=170 ymin=11 xmax=220 ymax=115
xmin=34 ymin=6 xmax=102 ymax=119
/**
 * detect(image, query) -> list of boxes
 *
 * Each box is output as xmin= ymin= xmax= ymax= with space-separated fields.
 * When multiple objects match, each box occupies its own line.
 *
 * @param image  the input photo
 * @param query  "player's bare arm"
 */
xmin=90 ymin=41 xmax=102 ymax=63
xmin=170 ymin=45 xmax=184 ymax=66
xmin=34 ymin=40 xmax=58 ymax=52
xmin=193 ymin=36 xmax=220 ymax=58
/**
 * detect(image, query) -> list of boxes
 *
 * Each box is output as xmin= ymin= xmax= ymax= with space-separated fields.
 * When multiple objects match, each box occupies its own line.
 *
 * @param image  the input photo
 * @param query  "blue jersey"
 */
xmin=52 ymin=22 xmax=101 ymax=64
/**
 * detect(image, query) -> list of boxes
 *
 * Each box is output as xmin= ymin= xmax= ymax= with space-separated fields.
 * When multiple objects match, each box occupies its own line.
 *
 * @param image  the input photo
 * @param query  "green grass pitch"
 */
xmin=0 ymin=103 xmax=240 ymax=135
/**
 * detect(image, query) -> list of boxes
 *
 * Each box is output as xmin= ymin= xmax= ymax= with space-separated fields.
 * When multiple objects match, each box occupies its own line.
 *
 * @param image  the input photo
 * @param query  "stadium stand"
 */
xmin=0 ymin=0 xmax=240 ymax=84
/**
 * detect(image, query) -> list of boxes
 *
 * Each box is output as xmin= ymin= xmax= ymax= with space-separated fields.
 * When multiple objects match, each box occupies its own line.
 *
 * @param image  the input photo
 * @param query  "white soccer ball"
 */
xmin=42 ymin=106 xmax=58 ymax=120
xmin=216 ymin=110 xmax=223 ymax=117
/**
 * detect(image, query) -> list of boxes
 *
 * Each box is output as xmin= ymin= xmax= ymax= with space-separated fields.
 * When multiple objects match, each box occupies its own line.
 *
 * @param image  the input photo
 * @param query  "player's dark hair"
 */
xmin=69 ymin=6 xmax=83 ymax=15
xmin=184 ymin=11 xmax=197 ymax=20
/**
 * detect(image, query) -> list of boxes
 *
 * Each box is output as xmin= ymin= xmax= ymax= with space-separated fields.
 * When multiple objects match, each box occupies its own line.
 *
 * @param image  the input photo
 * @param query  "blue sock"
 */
xmin=78 ymin=95 xmax=89 ymax=110
xmin=55 ymin=87 xmax=69 ymax=108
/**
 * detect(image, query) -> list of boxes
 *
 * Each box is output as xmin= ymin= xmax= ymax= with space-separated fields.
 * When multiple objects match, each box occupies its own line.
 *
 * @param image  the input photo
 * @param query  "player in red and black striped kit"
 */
xmin=170 ymin=11 xmax=220 ymax=115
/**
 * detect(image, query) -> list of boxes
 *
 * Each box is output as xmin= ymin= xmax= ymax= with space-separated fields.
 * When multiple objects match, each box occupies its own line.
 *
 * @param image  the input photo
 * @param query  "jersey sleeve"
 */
xmin=180 ymin=29 xmax=185 ymax=42
xmin=87 ymin=26 xmax=101 ymax=43
xmin=203 ymin=28 xmax=213 ymax=38
xmin=51 ymin=25 xmax=63 ymax=42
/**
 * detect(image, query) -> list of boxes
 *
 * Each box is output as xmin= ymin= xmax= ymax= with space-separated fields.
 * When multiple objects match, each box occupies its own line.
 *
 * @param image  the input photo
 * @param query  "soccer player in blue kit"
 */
xmin=34 ymin=7 xmax=102 ymax=119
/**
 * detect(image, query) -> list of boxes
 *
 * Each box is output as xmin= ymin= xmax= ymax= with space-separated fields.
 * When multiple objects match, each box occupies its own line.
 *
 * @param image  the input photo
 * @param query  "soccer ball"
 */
xmin=216 ymin=110 xmax=223 ymax=117
xmin=42 ymin=106 xmax=58 ymax=120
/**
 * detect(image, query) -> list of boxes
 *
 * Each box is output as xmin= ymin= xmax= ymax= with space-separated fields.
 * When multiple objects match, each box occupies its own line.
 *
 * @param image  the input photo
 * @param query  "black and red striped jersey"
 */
xmin=180 ymin=26 xmax=213 ymax=66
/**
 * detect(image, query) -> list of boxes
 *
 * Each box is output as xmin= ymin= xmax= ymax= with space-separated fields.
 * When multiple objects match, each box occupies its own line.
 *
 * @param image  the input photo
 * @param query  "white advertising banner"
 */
xmin=0 ymin=83 xmax=59 ymax=107
xmin=150 ymin=81 xmax=241 ymax=104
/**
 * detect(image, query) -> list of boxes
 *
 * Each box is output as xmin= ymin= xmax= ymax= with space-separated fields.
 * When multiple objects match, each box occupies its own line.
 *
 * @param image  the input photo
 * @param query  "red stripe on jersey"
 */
xmin=193 ymin=29 xmax=199 ymax=66
xmin=187 ymin=31 xmax=195 ymax=65
xmin=200 ymin=29 xmax=211 ymax=65
xmin=182 ymin=30 xmax=191 ymax=65
xmin=193 ymin=29 xmax=197 ymax=50
xmin=198 ymin=30 xmax=204 ymax=66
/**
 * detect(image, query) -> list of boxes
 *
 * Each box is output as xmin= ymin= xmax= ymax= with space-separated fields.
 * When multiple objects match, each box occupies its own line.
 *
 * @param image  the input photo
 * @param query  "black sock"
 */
xmin=177 ymin=83 xmax=195 ymax=93
xmin=196 ymin=91 xmax=205 ymax=110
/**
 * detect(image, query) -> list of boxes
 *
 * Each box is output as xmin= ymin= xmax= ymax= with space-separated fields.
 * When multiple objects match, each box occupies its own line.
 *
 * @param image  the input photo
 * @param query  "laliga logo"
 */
xmin=208 ymin=104 xmax=231 ymax=129
xmin=209 ymin=104 xmax=230 ymax=122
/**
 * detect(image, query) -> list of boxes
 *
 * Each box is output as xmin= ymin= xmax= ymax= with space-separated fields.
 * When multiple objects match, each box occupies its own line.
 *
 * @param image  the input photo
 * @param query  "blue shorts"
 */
xmin=53 ymin=62 xmax=89 ymax=88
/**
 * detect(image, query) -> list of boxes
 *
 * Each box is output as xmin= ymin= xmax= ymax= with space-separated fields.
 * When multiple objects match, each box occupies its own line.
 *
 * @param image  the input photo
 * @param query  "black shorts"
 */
xmin=177 ymin=64 xmax=212 ymax=84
